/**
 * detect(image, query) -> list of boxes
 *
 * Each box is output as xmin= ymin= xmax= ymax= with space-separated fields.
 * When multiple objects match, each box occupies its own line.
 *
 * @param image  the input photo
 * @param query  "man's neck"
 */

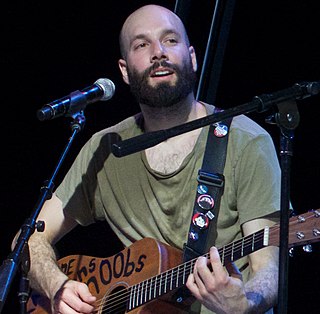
xmin=142 ymin=96 xmax=208 ymax=174
xmin=140 ymin=94 xmax=204 ymax=132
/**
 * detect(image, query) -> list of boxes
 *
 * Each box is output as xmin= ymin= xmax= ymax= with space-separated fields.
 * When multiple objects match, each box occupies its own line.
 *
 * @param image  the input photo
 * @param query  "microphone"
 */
xmin=37 ymin=78 xmax=115 ymax=121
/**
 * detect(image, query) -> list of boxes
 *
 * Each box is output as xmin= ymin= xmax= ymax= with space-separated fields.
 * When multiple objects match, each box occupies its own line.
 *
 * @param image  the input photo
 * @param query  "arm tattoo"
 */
xmin=244 ymin=264 xmax=279 ymax=313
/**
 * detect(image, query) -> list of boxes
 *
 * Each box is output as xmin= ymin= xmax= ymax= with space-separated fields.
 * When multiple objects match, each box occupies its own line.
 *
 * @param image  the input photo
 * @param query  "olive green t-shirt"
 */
xmin=56 ymin=103 xmax=280 ymax=313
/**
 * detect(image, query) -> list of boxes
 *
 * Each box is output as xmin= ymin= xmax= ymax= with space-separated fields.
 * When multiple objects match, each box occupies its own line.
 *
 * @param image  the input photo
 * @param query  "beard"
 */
xmin=127 ymin=58 xmax=197 ymax=108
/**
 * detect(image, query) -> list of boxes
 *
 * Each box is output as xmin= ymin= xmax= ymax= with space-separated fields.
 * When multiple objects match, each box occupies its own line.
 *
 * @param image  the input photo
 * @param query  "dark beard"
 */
xmin=127 ymin=59 xmax=197 ymax=108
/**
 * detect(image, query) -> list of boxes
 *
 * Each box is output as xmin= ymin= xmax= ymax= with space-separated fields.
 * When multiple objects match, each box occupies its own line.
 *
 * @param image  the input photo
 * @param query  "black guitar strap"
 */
xmin=183 ymin=115 xmax=233 ymax=262
xmin=172 ymin=114 xmax=233 ymax=308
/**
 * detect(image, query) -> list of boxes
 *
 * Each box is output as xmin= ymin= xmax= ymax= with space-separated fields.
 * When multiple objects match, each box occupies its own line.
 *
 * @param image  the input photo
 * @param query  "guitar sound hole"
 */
xmin=101 ymin=286 xmax=127 ymax=314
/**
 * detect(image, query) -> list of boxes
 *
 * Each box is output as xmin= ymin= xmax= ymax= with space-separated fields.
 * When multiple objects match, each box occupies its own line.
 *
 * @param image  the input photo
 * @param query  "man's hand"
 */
xmin=52 ymin=280 xmax=97 ymax=314
xmin=186 ymin=246 xmax=250 ymax=314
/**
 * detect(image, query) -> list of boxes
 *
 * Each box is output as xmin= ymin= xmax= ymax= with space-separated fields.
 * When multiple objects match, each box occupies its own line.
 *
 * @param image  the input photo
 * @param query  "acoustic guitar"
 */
xmin=27 ymin=210 xmax=320 ymax=313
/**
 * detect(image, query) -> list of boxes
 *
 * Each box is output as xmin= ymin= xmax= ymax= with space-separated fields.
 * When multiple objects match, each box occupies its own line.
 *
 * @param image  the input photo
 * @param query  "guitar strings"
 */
xmin=93 ymin=231 xmax=266 ymax=313
xmin=91 ymin=211 xmax=319 ymax=313
xmin=92 ymin=229 xmax=269 ymax=313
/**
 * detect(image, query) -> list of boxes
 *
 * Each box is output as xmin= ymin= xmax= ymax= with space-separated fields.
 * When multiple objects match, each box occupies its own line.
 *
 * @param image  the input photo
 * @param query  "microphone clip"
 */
xmin=67 ymin=90 xmax=87 ymax=132
xmin=68 ymin=90 xmax=88 ymax=116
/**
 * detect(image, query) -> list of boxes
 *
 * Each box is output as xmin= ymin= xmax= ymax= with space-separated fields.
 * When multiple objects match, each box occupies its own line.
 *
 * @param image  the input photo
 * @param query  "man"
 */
xmin=14 ymin=4 xmax=280 ymax=314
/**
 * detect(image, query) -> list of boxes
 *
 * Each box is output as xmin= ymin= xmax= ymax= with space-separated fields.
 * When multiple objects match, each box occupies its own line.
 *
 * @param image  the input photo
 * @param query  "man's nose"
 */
xmin=150 ymin=41 xmax=168 ymax=62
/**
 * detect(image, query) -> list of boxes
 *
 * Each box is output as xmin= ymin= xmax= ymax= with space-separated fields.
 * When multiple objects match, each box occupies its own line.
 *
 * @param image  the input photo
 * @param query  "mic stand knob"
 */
xmin=18 ymin=244 xmax=30 ymax=314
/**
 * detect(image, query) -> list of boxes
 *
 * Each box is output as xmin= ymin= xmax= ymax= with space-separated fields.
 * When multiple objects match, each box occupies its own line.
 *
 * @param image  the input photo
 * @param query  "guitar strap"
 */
xmin=183 ymin=114 xmax=233 ymax=262
xmin=173 ymin=114 xmax=233 ymax=309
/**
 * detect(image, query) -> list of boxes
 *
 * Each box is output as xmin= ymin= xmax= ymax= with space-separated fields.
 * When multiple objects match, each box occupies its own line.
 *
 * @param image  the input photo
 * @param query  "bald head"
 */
xmin=119 ymin=5 xmax=190 ymax=59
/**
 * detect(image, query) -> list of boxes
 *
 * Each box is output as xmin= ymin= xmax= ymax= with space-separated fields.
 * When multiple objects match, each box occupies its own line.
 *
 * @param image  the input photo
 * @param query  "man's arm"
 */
xmin=186 ymin=218 xmax=279 ymax=314
xmin=12 ymin=193 xmax=96 ymax=313
xmin=241 ymin=218 xmax=279 ymax=312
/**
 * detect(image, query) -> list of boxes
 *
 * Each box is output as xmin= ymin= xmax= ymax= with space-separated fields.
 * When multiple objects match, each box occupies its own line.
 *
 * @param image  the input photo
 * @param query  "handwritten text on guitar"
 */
xmin=60 ymin=249 xmax=147 ymax=296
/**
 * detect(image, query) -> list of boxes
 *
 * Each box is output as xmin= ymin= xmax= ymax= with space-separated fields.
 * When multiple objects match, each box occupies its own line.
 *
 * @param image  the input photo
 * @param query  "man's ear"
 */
xmin=118 ymin=59 xmax=129 ymax=84
xmin=189 ymin=46 xmax=197 ymax=72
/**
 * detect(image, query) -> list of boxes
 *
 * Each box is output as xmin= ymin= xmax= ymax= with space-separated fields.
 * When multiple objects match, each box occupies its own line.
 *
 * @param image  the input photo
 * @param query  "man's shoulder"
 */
xmin=91 ymin=113 xmax=143 ymax=142
xmin=203 ymin=102 xmax=269 ymax=137
xmin=78 ymin=113 xmax=143 ymax=155
xmin=231 ymin=114 xmax=270 ymax=138
xmin=227 ymin=114 xmax=274 ymax=153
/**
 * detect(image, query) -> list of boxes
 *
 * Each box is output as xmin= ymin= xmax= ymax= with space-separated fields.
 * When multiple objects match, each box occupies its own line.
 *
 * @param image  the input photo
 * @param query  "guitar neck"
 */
xmin=127 ymin=227 xmax=269 ymax=310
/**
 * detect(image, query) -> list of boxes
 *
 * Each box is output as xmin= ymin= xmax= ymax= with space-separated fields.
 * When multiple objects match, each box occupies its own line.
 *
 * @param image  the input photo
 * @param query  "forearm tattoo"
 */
xmin=244 ymin=265 xmax=279 ymax=313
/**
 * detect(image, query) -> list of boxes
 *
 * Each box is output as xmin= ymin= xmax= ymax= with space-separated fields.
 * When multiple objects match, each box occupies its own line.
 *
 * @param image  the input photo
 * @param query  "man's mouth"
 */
xmin=150 ymin=67 xmax=175 ymax=77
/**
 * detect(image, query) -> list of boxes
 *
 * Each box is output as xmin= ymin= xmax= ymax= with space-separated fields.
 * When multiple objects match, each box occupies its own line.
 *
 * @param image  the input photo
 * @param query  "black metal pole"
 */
xmin=277 ymin=131 xmax=292 ymax=313
xmin=272 ymin=99 xmax=300 ymax=313
xmin=112 ymin=81 xmax=317 ymax=157
xmin=196 ymin=0 xmax=236 ymax=104
xmin=0 ymin=112 xmax=86 ymax=313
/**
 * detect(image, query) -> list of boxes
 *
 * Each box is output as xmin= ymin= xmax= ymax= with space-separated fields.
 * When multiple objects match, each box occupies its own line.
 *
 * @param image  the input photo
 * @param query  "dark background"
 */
xmin=1 ymin=0 xmax=320 ymax=313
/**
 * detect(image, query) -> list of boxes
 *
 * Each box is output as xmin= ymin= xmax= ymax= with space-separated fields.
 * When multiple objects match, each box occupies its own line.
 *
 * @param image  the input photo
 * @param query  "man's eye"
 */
xmin=165 ymin=38 xmax=178 ymax=45
xmin=135 ymin=42 xmax=147 ymax=49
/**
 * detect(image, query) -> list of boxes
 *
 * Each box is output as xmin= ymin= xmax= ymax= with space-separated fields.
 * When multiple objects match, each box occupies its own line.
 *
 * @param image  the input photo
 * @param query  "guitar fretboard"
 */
xmin=127 ymin=228 xmax=266 ymax=310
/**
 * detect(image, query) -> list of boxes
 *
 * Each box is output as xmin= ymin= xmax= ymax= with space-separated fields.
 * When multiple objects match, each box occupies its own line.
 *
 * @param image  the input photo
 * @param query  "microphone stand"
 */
xmin=0 ymin=92 xmax=87 ymax=313
xmin=272 ymin=99 xmax=299 ymax=314
xmin=112 ymin=81 xmax=319 ymax=313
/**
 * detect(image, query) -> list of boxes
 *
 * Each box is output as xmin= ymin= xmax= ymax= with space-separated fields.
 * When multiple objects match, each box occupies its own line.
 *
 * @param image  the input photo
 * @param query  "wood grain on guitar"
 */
xmin=27 ymin=210 xmax=320 ymax=314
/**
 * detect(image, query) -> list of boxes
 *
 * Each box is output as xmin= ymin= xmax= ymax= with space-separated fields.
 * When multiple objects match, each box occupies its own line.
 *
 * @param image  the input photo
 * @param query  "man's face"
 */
xmin=126 ymin=57 xmax=197 ymax=108
xmin=118 ymin=5 xmax=197 ymax=107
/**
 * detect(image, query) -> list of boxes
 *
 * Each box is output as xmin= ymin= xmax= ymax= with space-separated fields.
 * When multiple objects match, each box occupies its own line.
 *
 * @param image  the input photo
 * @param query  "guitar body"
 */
xmin=27 ymin=238 xmax=192 ymax=314
xmin=27 ymin=210 xmax=320 ymax=313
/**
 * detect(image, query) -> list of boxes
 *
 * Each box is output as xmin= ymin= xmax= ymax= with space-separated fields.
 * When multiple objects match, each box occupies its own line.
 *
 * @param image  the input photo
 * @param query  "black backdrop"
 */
xmin=1 ymin=0 xmax=320 ymax=313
